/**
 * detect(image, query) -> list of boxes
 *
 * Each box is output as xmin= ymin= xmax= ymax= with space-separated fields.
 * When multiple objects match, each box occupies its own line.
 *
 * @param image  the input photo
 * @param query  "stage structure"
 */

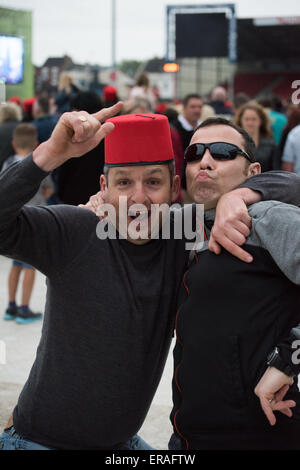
xmin=166 ymin=4 xmax=237 ymax=99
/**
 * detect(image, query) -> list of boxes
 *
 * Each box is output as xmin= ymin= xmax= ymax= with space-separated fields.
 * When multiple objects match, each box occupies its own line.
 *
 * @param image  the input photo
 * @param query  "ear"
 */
xmin=247 ymin=162 xmax=261 ymax=177
xmin=100 ymin=174 xmax=107 ymax=192
xmin=171 ymin=175 xmax=181 ymax=203
xmin=11 ymin=140 xmax=17 ymax=152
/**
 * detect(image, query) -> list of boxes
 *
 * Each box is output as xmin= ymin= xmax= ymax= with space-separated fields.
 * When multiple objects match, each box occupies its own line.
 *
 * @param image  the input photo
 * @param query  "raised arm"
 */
xmin=0 ymin=102 xmax=123 ymax=276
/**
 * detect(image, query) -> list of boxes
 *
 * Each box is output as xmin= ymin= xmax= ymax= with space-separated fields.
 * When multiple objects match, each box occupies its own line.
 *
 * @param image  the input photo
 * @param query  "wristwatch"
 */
xmin=267 ymin=347 xmax=296 ymax=377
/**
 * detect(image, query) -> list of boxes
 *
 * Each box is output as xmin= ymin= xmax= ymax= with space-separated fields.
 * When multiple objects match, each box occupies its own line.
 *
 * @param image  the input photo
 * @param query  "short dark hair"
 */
xmin=37 ymin=93 xmax=50 ymax=114
xmin=13 ymin=123 xmax=37 ymax=150
xmin=233 ymin=92 xmax=250 ymax=109
xmin=195 ymin=117 xmax=256 ymax=162
xmin=183 ymin=94 xmax=202 ymax=108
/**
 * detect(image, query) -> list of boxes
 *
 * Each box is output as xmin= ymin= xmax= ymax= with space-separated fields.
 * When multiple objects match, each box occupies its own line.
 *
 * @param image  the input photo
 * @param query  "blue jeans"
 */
xmin=0 ymin=426 xmax=154 ymax=450
xmin=12 ymin=260 xmax=34 ymax=270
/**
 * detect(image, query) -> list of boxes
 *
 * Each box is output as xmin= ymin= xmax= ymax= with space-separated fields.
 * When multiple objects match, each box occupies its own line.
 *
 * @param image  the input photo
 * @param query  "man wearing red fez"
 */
xmin=101 ymin=113 xmax=180 ymax=243
xmin=23 ymin=97 xmax=36 ymax=122
xmin=0 ymin=102 xmax=299 ymax=451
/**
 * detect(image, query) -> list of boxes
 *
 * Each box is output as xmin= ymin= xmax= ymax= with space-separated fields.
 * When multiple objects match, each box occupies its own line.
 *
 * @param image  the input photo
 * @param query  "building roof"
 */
xmin=143 ymin=58 xmax=165 ymax=73
xmin=43 ymin=55 xmax=73 ymax=68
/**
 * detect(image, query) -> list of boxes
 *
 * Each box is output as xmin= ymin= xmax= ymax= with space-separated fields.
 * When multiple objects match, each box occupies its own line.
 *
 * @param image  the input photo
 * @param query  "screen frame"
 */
xmin=0 ymin=34 xmax=24 ymax=85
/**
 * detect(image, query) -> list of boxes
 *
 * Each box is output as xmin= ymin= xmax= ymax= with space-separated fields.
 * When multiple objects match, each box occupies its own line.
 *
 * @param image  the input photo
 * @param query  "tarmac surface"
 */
xmin=0 ymin=254 xmax=174 ymax=450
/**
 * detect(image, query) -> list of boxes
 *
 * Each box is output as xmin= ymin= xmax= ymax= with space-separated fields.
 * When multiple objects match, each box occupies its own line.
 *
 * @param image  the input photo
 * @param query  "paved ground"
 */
xmin=0 ymin=255 xmax=174 ymax=450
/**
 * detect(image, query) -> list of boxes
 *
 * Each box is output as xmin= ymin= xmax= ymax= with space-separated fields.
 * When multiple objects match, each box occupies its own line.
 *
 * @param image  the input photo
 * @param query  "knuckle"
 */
xmin=210 ymin=226 xmax=218 ymax=238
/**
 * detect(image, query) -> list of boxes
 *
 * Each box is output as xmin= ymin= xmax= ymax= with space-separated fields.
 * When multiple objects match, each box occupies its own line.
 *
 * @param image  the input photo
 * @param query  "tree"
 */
xmin=118 ymin=60 xmax=143 ymax=78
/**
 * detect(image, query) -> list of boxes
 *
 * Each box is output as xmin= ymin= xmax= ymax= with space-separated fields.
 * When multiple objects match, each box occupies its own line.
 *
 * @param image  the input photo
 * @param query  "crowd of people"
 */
xmin=0 ymin=71 xmax=300 ymax=451
xmin=2 ymin=74 xmax=299 ymax=206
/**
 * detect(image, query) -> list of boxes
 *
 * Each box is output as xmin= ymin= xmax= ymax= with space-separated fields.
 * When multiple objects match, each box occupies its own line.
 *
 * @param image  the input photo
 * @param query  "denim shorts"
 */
xmin=12 ymin=260 xmax=34 ymax=270
xmin=0 ymin=426 xmax=154 ymax=450
xmin=0 ymin=426 xmax=53 ymax=450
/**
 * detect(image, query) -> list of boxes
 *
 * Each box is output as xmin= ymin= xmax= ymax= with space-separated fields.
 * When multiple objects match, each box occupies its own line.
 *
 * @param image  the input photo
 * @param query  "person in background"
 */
xmin=235 ymin=101 xmax=280 ymax=172
xmin=279 ymin=106 xmax=300 ymax=158
xmin=281 ymin=121 xmax=300 ymax=175
xmin=55 ymin=91 xmax=106 ymax=206
xmin=32 ymin=93 xmax=58 ymax=144
xmin=172 ymin=94 xmax=203 ymax=202
xmin=129 ymin=73 xmax=157 ymax=111
xmin=22 ymin=98 xmax=36 ymax=123
xmin=163 ymin=106 xmax=179 ymax=126
xmin=259 ymin=96 xmax=288 ymax=146
xmin=102 ymin=85 xmax=119 ymax=107
xmin=2 ymin=123 xmax=53 ymax=324
xmin=173 ymin=94 xmax=203 ymax=152
xmin=124 ymin=97 xmax=152 ymax=115
xmin=0 ymin=102 xmax=22 ymax=171
xmin=164 ymin=106 xmax=184 ymax=204
xmin=49 ymin=95 xmax=58 ymax=117
xmin=32 ymin=93 xmax=59 ymax=205
xmin=55 ymin=73 xmax=79 ymax=115
xmin=210 ymin=86 xmax=233 ymax=119
xmin=232 ymin=92 xmax=251 ymax=114
xmin=9 ymin=96 xmax=23 ymax=114
xmin=200 ymin=101 xmax=216 ymax=122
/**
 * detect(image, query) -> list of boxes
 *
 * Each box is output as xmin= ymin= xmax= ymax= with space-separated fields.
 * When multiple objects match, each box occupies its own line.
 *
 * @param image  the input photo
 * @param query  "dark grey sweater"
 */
xmin=0 ymin=155 xmax=299 ymax=449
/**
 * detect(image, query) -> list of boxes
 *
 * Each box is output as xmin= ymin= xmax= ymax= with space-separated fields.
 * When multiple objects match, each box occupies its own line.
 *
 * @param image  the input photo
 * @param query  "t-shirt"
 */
xmin=268 ymin=110 xmax=287 ymax=146
xmin=282 ymin=124 xmax=300 ymax=175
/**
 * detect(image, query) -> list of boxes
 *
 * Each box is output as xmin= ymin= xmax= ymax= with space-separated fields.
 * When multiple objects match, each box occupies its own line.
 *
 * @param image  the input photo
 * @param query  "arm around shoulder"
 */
xmin=251 ymin=202 xmax=300 ymax=285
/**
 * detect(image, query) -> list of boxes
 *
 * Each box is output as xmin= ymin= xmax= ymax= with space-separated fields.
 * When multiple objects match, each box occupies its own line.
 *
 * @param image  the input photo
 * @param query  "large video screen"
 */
xmin=175 ymin=13 xmax=228 ymax=58
xmin=237 ymin=19 xmax=300 ymax=61
xmin=0 ymin=35 xmax=24 ymax=84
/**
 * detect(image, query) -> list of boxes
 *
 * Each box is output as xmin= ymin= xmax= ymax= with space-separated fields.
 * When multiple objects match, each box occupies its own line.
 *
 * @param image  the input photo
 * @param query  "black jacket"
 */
xmin=171 ymin=203 xmax=300 ymax=450
xmin=256 ymin=138 xmax=281 ymax=172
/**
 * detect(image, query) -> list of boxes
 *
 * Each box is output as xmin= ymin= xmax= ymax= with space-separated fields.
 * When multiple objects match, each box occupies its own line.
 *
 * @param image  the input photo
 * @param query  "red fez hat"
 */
xmin=155 ymin=103 xmax=168 ymax=114
xmin=9 ymin=96 xmax=21 ymax=106
xmin=103 ymin=85 xmax=117 ymax=102
xmin=105 ymin=113 xmax=174 ymax=166
xmin=23 ymin=97 xmax=36 ymax=114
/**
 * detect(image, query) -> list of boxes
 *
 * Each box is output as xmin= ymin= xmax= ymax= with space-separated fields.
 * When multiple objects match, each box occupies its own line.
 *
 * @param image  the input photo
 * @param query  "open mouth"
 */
xmin=128 ymin=210 xmax=151 ymax=222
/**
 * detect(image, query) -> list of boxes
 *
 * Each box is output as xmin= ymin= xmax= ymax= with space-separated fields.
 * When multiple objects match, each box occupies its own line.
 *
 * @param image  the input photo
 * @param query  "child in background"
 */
xmin=2 ymin=123 xmax=53 ymax=324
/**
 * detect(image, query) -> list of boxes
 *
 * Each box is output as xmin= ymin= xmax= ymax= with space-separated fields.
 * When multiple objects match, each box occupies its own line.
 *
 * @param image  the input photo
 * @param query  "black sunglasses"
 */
xmin=184 ymin=142 xmax=253 ymax=163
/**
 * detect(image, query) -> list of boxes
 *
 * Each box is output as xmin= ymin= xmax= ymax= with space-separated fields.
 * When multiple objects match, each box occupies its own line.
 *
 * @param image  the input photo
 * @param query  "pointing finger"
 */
xmin=92 ymin=101 xmax=123 ymax=123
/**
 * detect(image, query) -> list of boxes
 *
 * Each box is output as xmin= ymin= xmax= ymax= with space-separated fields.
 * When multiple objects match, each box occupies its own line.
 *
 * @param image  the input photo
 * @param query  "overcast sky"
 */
xmin=1 ymin=0 xmax=300 ymax=66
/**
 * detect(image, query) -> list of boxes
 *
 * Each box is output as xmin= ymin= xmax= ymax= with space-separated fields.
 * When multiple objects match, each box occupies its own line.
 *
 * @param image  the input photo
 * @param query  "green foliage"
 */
xmin=118 ymin=60 xmax=143 ymax=78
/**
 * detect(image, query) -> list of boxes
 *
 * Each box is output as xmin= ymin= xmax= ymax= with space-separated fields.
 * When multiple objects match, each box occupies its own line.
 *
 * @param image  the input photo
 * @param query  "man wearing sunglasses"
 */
xmin=169 ymin=117 xmax=300 ymax=450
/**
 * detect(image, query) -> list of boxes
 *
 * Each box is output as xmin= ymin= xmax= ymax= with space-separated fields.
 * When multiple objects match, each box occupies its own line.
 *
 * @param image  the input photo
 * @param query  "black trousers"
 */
xmin=168 ymin=431 xmax=300 ymax=450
